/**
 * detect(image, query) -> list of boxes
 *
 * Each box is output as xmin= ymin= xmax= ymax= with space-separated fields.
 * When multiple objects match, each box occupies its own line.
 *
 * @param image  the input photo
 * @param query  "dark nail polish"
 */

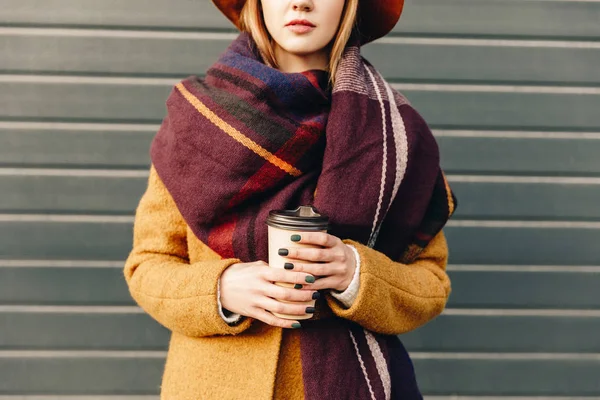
xmin=312 ymin=292 xmax=321 ymax=300
xmin=290 ymin=234 xmax=301 ymax=242
xmin=294 ymin=284 xmax=303 ymax=289
xmin=305 ymin=275 xmax=315 ymax=283
xmin=278 ymin=248 xmax=289 ymax=256
xmin=292 ymin=323 xmax=302 ymax=329
xmin=306 ymin=307 xmax=315 ymax=314
xmin=284 ymin=263 xmax=294 ymax=270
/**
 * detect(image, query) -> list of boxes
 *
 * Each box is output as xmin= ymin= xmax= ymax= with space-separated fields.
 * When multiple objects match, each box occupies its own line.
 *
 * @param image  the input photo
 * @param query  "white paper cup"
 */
xmin=266 ymin=206 xmax=329 ymax=320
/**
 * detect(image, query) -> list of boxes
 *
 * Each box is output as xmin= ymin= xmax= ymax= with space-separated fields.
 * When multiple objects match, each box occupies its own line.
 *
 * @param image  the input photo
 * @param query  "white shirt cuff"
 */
xmin=330 ymin=244 xmax=361 ymax=308
xmin=217 ymin=277 xmax=243 ymax=324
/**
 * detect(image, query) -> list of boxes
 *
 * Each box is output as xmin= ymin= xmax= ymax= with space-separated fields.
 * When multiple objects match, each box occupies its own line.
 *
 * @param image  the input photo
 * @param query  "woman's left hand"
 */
xmin=279 ymin=232 xmax=357 ymax=292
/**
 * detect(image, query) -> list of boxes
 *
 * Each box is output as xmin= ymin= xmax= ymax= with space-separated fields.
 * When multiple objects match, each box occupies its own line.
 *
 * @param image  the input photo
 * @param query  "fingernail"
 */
xmin=294 ymin=284 xmax=303 ymax=289
xmin=278 ymin=248 xmax=289 ymax=256
xmin=290 ymin=234 xmax=301 ymax=242
xmin=312 ymin=292 xmax=321 ymax=300
xmin=284 ymin=263 xmax=294 ymax=270
xmin=306 ymin=307 xmax=315 ymax=314
xmin=292 ymin=323 xmax=302 ymax=329
xmin=305 ymin=275 xmax=315 ymax=283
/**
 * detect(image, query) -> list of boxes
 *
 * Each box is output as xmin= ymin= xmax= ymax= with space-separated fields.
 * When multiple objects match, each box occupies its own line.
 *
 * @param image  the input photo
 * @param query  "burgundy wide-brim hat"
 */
xmin=211 ymin=0 xmax=405 ymax=45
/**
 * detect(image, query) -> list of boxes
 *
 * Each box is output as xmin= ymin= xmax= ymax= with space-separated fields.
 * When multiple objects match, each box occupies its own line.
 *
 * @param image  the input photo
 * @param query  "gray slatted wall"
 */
xmin=1 ymin=0 xmax=599 ymax=397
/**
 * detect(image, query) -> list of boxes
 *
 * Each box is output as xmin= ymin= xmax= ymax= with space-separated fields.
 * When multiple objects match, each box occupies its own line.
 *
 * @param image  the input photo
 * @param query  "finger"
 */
xmin=262 ymin=283 xmax=320 ymax=303
xmin=291 ymin=231 xmax=339 ymax=248
xmin=250 ymin=308 xmax=302 ymax=329
xmin=302 ymin=276 xmax=341 ymax=291
xmin=257 ymin=297 xmax=314 ymax=317
xmin=281 ymin=245 xmax=337 ymax=263
xmin=285 ymin=261 xmax=335 ymax=277
xmin=263 ymin=267 xmax=316 ymax=285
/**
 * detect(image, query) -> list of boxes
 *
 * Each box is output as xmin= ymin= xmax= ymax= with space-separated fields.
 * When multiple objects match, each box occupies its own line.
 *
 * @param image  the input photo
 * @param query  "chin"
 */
xmin=286 ymin=47 xmax=322 ymax=56
xmin=280 ymin=41 xmax=325 ymax=56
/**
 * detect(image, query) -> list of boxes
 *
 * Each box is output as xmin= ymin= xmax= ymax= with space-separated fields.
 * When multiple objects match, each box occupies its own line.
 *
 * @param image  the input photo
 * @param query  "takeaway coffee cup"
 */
xmin=266 ymin=205 xmax=329 ymax=320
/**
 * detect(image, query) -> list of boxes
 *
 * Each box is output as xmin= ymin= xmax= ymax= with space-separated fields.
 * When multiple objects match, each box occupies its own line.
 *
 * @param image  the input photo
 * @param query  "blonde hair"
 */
xmin=239 ymin=0 xmax=359 ymax=87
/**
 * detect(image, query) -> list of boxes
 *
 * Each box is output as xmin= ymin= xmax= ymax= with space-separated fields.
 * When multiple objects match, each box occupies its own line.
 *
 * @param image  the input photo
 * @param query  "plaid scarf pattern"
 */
xmin=150 ymin=31 xmax=456 ymax=399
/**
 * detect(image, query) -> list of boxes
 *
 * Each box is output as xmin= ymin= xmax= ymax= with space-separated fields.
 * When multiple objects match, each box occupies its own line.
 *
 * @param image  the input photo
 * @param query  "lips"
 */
xmin=286 ymin=19 xmax=316 ymax=27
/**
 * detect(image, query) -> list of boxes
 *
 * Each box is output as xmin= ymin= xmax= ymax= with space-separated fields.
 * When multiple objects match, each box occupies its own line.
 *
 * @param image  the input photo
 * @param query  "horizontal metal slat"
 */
xmin=1 ymin=0 xmax=599 ymax=38
xmin=0 ymin=309 xmax=169 ymax=350
xmin=445 ymin=223 xmax=600 ymax=266
xmin=0 ymin=265 xmax=131 ymax=305
xmin=3 ymin=125 xmax=600 ymax=175
xmin=2 ymin=171 xmax=600 ymax=220
xmin=0 ymin=352 xmax=599 ymax=395
xmin=2 ymin=78 xmax=599 ymax=130
xmin=402 ymin=313 xmax=600 ymax=353
xmin=2 ymin=219 xmax=600 ymax=265
xmin=2 ymin=308 xmax=600 ymax=353
xmin=0 ymin=124 xmax=154 ymax=168
xmin=0 ymin=352 xmax=164 ymax=394
xmin=447 ymin=269 xmax=600 ymax=309
xmin=2 ymin=30 xmax=598 ymax=85
xmin=0 ymin=173 xmax=600 ymax=220
xmin=1 ymin=263 xmax=599 ymax=309
xmin=450 ymin=178 xmax=600 ymax=220
xmin=413 ymin=355 xmax=600 ymax=396
xmin=436 ymin=131 xmax=600 ymax=175
xmin=0 ymin=218 xmax=132 ymax=260
xmin=0 ymin=173 xmax=147 ymax=214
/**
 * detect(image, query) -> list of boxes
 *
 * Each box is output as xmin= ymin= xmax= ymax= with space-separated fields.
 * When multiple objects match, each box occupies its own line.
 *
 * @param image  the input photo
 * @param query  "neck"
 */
xmin=274 ymin=44 xmax=329 ymax=73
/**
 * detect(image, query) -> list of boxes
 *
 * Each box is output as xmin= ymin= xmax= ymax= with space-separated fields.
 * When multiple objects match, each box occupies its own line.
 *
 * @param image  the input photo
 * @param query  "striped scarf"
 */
xmin=150 ymin=31 xmax=456 ymax=399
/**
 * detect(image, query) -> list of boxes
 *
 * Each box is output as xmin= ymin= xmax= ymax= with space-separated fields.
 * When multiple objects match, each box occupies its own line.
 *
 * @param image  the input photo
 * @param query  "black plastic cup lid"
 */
xmin=266 ymin=205 xmax=329 ymax=231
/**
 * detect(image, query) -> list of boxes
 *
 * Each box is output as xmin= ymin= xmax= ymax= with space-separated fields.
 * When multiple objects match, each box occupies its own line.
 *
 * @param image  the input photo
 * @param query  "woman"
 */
xmin=124 ymin=0 xmax=457 ymax=398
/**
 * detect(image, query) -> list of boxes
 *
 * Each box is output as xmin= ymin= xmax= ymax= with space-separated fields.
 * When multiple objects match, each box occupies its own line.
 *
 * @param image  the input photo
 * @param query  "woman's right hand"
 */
xmin=219 ymin=260 xmax=319 ymax=328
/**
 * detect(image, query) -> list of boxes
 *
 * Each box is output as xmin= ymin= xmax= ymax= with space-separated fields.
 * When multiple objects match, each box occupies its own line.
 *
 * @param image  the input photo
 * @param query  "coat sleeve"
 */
xmin=123 ymin=165 xmax=254 ymax=338
xmin=325 ymin=232 xmax=451 ymax=335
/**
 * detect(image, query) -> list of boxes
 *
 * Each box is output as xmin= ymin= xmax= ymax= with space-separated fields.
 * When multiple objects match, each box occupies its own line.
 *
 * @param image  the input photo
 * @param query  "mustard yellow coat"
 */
xmin=124 ymin=166 xmax=451 ymax=399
